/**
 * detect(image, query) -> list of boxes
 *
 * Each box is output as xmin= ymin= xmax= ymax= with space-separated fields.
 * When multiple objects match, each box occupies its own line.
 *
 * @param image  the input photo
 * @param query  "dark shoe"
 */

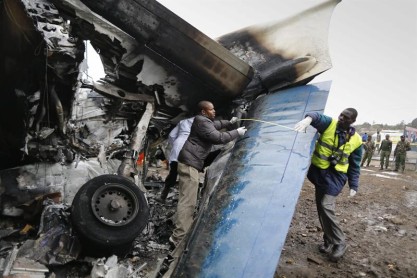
xmin=393 ymin=169 xmax=398 ymax=172
xmin=379 ymin=167 xmax=383 ymax=170
xmin=160 ymin=254 xmax=174 ymax=274
xmin=164 ymin=254 xmax=174 ymax=264
xmin=329 ymin=243 xmax=347 ymax=262
xmin=319 ymin=242 xmax=334 ymax=254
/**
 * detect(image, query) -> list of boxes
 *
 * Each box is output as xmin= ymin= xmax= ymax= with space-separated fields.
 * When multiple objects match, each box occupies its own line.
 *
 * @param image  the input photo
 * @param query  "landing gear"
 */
xmin=71 ymin=175 xmax=149 ymax=255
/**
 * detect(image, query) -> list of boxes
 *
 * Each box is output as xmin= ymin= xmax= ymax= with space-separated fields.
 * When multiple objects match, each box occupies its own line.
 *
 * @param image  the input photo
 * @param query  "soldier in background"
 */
xmin=361 ymin=136 xmax=375 ymax=167
xmin=394 ymin=135 xmax=411 ymax=172
xmin=378 ymin=134 xmax=392 ymax=170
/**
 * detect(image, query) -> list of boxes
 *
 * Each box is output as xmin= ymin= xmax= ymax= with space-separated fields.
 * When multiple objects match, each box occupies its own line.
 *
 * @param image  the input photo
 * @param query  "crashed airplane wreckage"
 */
xmin=0 ymin=0 xmax=339 ymax=276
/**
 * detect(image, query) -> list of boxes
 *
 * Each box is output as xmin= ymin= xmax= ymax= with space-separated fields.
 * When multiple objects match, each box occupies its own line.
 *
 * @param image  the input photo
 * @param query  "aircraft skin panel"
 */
xmin=74 ymin=0 xmax=254 ymax=96
xmin=173 ymin=81 xmax=331 ymax=277
xmin=218 ymin=0 xmax=340 ymax=93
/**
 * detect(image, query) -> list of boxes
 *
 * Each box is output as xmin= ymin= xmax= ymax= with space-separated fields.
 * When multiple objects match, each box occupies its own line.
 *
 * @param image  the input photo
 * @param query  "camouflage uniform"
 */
xmin=394 ymin=139 xmax=411 ymax=172
xmin=361 ymin=139 xmax=375 ymax=167
xmin=379 ymin=138 xmax=392 ymax=169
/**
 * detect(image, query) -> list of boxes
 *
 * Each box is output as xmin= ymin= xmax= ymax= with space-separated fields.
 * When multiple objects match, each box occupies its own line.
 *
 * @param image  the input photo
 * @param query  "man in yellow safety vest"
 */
xmin=294 ymin=108 xmax=363 ymax=262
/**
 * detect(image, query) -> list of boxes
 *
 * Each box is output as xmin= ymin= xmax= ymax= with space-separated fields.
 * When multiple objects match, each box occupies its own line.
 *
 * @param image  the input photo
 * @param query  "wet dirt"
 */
xmin=275 ymin=161 xmax=417 ymax=278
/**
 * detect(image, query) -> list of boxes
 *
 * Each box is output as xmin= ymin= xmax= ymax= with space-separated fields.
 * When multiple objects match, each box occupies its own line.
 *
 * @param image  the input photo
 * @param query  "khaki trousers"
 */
xmin=316 ymin=191 xmax=345 ymax=245
xmin=171 ymin=162 xmax=199 ymax=245
xmin=395 ymin=153 xmax=406 ymax=171
xmin=380 ymin=150 xmax=390 ymax=168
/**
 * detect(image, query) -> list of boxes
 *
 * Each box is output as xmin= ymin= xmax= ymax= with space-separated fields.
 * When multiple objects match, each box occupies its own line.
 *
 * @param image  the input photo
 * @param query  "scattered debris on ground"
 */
xmin=0 ymin=165 xmax=176 ymax=277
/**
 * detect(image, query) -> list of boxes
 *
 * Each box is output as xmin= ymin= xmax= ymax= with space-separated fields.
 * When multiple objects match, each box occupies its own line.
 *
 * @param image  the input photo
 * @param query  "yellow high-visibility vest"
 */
xmin=311 ymin=119 xmax=362 ymax=173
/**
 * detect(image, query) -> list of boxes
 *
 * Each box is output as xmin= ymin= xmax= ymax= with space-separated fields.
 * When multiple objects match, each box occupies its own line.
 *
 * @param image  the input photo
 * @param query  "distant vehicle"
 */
xmin=404 ymin=126 xmax=417 ymax=151
xmin=372 ymin=130 xmax=404 ymax=144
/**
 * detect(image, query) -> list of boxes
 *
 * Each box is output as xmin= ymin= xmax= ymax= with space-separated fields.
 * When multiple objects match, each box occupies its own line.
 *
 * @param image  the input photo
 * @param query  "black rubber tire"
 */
xmin=71 ymin=175 xmax=149 ymax=254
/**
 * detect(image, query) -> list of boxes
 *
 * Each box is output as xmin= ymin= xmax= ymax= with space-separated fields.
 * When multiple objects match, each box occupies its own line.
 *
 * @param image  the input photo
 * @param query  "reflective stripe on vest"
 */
xmin=311 ymin=119 xmax=362 ymax=173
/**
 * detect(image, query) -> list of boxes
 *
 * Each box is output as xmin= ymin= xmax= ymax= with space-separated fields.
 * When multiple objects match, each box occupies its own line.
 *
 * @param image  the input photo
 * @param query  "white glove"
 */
xmin=349 ymin=189 xmax=357 ymax=197
xmin=294 ymin=116 xmax=312 ymax=132
xmin=229 ymin=117 xmax=239 ymax=124
xmin=237 ymin=126 xmax=247 ymax=136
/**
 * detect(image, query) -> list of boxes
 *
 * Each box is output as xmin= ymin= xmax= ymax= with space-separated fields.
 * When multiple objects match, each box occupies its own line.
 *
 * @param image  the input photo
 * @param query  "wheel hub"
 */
xmin=91 ymin=183 xmax=139 ymax=226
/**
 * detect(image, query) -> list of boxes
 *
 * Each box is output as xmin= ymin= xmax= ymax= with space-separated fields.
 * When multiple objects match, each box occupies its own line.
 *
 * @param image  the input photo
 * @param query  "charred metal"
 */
xmin=0 ymin=0 xmax=338 ymax=276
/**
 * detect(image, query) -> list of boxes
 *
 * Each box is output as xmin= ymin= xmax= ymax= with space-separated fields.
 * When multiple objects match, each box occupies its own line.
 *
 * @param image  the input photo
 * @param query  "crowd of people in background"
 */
xmin=359 ymin=130 xmax=412 ymax=172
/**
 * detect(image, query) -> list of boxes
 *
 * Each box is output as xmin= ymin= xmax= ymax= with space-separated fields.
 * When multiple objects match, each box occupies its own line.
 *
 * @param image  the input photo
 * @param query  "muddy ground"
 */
xmin=276 ymin=160 xmax=417 ymax=278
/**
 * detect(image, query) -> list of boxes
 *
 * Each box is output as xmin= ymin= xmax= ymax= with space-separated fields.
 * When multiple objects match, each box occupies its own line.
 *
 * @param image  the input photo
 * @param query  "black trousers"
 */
xmin=161 ymin=161 xmax=178 ymax=199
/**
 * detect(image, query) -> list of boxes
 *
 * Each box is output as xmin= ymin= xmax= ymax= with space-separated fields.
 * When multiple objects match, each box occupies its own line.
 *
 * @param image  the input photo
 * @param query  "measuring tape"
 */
xmin=238 ymin=118 xmax=295 ymax=131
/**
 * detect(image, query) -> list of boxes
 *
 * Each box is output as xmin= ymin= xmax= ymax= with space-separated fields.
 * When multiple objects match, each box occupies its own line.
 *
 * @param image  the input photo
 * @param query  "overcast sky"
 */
xmin=156 ymin=0 xmax=417 ymax=125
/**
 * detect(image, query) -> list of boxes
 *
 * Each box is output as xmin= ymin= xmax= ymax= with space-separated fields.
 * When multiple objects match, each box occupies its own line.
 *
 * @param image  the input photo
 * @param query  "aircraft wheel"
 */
xmin=71 ymin=175 xmax=149 ymax=255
